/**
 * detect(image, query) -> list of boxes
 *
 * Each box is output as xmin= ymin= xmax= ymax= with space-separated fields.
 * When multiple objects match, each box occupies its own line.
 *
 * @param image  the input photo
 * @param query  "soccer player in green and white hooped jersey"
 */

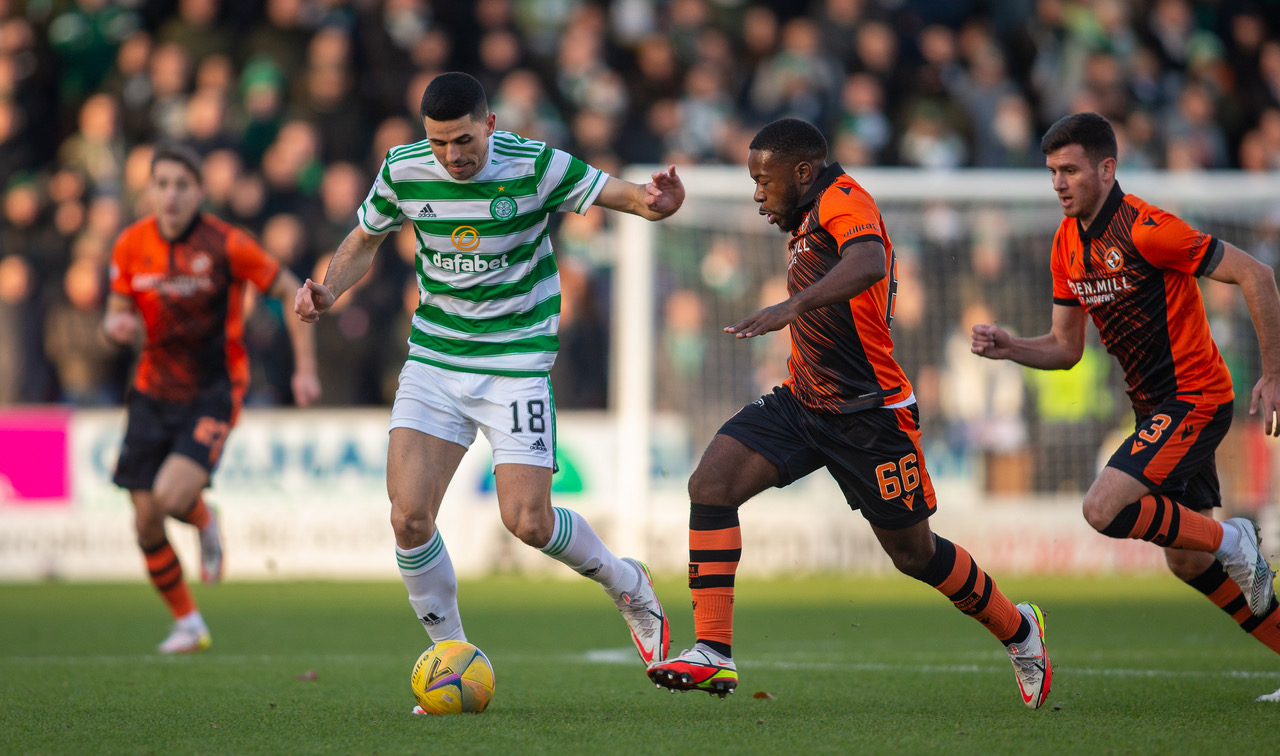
xmin=295 ymin=72 xmax=683 ymax=702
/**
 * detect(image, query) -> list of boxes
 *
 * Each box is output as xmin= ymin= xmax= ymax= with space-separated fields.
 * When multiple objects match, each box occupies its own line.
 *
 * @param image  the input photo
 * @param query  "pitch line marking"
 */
xmin=6 ymin=649 xmax=1278 ymax=683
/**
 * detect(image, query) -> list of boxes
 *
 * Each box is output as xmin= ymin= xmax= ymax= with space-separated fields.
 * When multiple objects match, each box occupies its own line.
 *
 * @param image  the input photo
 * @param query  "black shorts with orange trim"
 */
xmin=1105 ymin=398 xmax=1232 ymax=509
xmin=717 ymin=385 xmax=937 ymax=530
xmin=112 ymin=389 xmax=235 ymax=491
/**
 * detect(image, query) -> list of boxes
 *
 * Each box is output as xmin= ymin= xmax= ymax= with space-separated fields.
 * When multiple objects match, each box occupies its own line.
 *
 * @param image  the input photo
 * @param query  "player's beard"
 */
xmin=773 ymin=183 xmax=806 ymax=232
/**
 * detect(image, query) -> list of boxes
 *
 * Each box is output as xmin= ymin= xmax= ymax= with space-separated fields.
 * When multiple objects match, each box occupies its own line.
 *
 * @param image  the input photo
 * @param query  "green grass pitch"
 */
xmin=2 ymin=574 xmax=1277 ymax=754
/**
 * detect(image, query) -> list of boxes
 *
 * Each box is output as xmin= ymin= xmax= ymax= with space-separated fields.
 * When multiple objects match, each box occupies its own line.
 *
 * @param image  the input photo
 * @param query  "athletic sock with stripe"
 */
xmin=397 ymin=530 xmax=466 ymax=643
xmin=541 ymin=506 xmax=627 ymax=596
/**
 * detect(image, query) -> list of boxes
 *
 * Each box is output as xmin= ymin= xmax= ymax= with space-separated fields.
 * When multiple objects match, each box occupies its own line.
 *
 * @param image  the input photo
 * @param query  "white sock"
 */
xmin=176 ymin=610 xmax=206 ymax=632
xmin=397 ymin=531 xmax=466 ymax=643
xmin=541 ymin=507 xmax=629 ymax=595
xmin=1214 ymin=520 xmax=1240 ymax=561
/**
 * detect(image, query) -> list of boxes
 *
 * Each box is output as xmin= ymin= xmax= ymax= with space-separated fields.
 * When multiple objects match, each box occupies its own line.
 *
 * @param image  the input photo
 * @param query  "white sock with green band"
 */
xmin=541 ymin=507 xmax=629 ymax=595
xmin=397 ymin=531 xmax=466 ymax=643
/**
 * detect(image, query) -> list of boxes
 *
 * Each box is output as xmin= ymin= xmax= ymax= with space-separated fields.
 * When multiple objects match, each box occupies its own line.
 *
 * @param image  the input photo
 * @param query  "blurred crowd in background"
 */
xmin=2 ymin=0 xmax=1279 ymax=452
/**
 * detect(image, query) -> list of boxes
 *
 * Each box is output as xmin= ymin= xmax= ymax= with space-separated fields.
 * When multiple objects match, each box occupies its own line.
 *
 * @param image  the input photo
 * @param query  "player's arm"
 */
xmin=592 ymin=166 xmax=685 ymax=221
xmin=294 ymin=225 xmax=386 ymax=323
xmin=1204 ymin=242 xmax=1280 ymax=435
xmin=101 ymin=292 xmax=142 ymax=347
xmin=971 ymin=303 xmax=1087 ymax=370
xmin=726 ymin=239 xmax=885 ymax=338
xmin=266 ymin=267 xmax=321 ymax=407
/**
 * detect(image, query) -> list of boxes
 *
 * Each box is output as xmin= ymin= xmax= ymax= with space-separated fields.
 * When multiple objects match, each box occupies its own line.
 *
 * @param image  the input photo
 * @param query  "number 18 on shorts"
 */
xmin=391 ymin=361 xmax=557 ymax=469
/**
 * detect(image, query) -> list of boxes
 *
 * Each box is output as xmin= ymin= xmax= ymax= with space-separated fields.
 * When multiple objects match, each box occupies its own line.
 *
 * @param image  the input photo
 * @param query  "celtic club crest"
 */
xmin=490 ymin=196 xmax=517 ymax=221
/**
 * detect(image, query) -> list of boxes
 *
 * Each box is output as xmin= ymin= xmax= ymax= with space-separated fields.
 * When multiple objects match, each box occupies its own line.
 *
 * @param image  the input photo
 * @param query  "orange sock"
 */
xmin=142 ymin=539 xmax=196 ymax=619
xmin=1185 ymin=561 xmax=1280 ymax=654
xmin=919 ymin=536 xmax=1024 ymax=644
xmin=688 ymin=503 xmax=740 ymax=654
xmin=177 ymin=495 xmax=211 ymax=529
xmin=1100 ymin=495 xmax=1223 ymax=550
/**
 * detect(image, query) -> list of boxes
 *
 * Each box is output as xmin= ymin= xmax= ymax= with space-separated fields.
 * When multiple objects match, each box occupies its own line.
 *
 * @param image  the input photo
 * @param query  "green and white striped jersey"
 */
xmin=358 ymin=130 xmax=608 ymax=376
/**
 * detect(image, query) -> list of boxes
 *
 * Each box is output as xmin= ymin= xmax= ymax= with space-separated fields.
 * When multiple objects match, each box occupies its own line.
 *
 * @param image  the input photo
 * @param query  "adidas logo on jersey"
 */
xmin=419 ymin=612 xmax=445 ymax=626
xmin=528 ymin=438 xmax=547 ymax=452
xmin=418 ymin=204 xmax=436 ymax=218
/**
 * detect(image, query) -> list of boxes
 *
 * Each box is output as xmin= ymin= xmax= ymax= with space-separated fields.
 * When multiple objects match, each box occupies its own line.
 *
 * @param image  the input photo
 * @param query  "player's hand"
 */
xmin=645 ymin=165 xmax=685 ymax=216
xmin=295 ymin=279 xmax=334 ymax=323
xmin=726 ymin=301 xmax=797 ymax=339
xmin=102 ymin=311 xmax=142 ymax=346
xmin=1249 ymin=373 xmax=1280 ymax=436
xmin=971 ymin=322 xmax=1014 ymax=360
xmin=292 ymin=371 xmax=322 ymax=408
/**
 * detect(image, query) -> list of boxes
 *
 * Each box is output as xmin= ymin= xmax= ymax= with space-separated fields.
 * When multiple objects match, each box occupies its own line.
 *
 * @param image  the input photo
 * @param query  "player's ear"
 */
xmin=794 ymin=160 xmax=811 ymax=184
xmin=1099 ymin=156 xmax=1116 ymax=182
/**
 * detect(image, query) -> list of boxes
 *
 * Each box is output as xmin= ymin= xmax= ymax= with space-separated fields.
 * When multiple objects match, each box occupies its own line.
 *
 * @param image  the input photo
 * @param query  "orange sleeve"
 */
xmin=227 ymin=227 xmax=281 ymax=291
xmin=108 ymin=228 xmax=135 ymax=297
xmin=819 ymin=188 xmax=884 ymax=252
xmin=1131 ymin=205 xmax=1215 ymax=276
xmin=1049 ymin=224 xmax=1078 ymax=305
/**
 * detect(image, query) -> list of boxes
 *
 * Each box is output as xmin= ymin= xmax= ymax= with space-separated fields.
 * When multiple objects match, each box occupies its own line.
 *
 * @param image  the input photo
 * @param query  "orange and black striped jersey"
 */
xmin=783 ymin=163 xmax=912 ymax=414
xmin=1050 ymin=183 xmax=1232 ymax=416
xmin=109 ymin=213 xmax=280 ymax=404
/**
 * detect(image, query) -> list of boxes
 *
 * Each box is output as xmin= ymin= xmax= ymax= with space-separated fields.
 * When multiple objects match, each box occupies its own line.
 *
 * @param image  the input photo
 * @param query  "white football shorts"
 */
xmin=389 ymin=360 xmax=557 ymax=469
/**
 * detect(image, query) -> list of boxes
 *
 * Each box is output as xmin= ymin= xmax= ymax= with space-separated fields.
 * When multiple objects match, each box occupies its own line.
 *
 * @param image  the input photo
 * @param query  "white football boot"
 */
xmin=1007 ymin=602 xmax=1052 ymax=709
xmin=157 ymin=621 xmax=212 ymax=654
xmin=647 ymin=643 xmax=738 ymax=698
xmin=1219 ymin=517 xmax=1275 ymax=616
xmin=612 ymin=558 xmax=671 ymax=665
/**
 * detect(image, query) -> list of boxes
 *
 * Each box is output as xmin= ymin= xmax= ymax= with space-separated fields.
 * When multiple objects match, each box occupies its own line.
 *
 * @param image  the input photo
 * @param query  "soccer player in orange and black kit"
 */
xmin=973 ymin=112 xmax=1280 ymax=700
xmin=103 ymin=143 xmax=321 ymax=653
xmin=647 ymin=119 xmax=1052 ymax=709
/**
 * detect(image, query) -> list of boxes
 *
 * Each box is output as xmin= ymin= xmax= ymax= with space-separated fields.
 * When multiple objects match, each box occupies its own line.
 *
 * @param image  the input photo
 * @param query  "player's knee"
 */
xmin=884 ymin=543 xmax=931 ymax=579
xmin=511 ymin=518 xmax=551 ymax=549
xmin=1081 ymin=493 xmax=1119 ymax=533
xmin=133 ymin=511 xmax=165 ymax=544
xmin=389 ymin=505 xmax=434 ymax=545
xmin=688 ymin=467 xmax=736 ymax=508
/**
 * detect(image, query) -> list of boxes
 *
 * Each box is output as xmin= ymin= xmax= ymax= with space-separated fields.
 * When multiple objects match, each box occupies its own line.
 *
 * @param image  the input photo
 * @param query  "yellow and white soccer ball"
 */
xmin=410 ymin=640 xmax=495 ymax=714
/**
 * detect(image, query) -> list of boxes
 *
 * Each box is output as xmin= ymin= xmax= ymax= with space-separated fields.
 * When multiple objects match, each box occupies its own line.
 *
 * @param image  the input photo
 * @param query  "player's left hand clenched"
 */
xmin=645 ymin=165 xmax=685 ymax=216
xmin=295 ymin=279 xmax=335 ymax=323
xmin=1250 ymin=373 xmax=1280 ymax=436
xmin=726 ymin=301 xmax=799 ymax=339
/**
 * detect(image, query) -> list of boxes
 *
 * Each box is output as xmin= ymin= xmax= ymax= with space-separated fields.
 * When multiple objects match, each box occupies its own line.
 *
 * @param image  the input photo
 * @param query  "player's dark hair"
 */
xmin=1040 ymin=112 xmax=1117 ymax=165
xmin=150 ymin=142 xmax=203 ymax=181
xmin=749 ymin=118 xmax=828 ymax=165
xmin=420 ymin=72 xmax=489 ymax=121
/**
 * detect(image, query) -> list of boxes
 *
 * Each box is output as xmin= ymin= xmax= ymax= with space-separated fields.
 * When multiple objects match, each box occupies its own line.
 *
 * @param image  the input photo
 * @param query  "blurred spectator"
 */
xmin=491 ymin=68 xmax=567 ymax=145
xmin=0 ymin=254 xmax=36 ymax=403
xmin=298 ymin=28 xmax=368 ymax=164
xmin=57 ymin=93 xmax=125 ymax=194
xmin=834 ymin=72 xmax=891 ymax=166
xmin=101 ymin=30 xmax=153 ymax=144
xmin=155 ymin=0 xmax=231 ymax=70
xmin=147 ymin=42 xmax=193 ymax=140
xmin=746 ymin=16 xmax=841 ymax=128
xmin=550 ymin=258 xmax=608 ymax=409
xmin=942 ymin=300 xmax=1030 ymax=494
xmin=1166 ymin=81 xmax=1230 ymax=168
xmin=47 ymin=0 xmax=140 ymax=111
xmin=243 ymin=0 xmax=313 ymax=96
xmin=312 ymin=161 xmax=367 ymax=256
xmin=237 ymin=57 xmax=286 ymax=169
xmin=2 ymin=16 xmax=58 ymax=170
xmin=43 ymin=255 xmax=120 ymax=405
